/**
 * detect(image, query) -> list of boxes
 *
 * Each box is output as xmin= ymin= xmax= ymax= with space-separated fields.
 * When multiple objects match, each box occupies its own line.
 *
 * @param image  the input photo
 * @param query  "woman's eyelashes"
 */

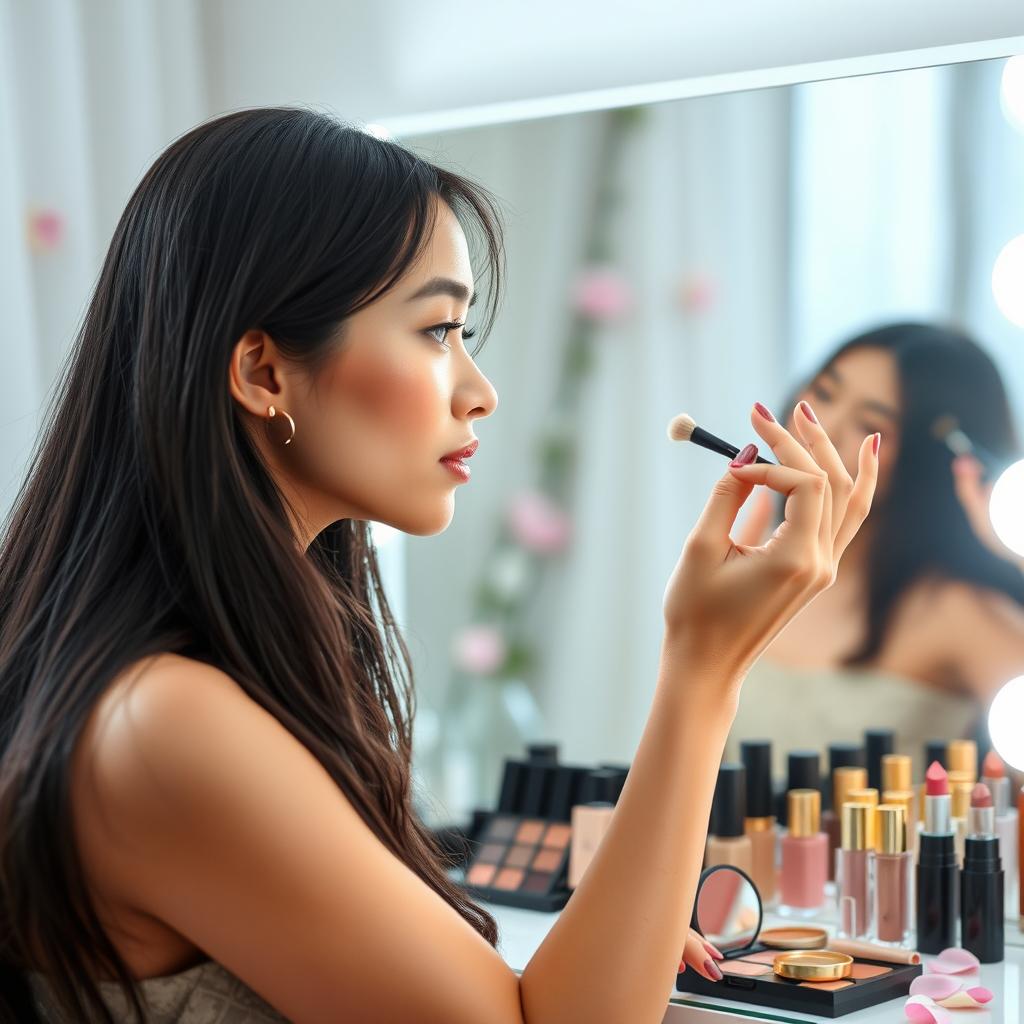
xmin=424 ymin=320 xmax=477 ymax=349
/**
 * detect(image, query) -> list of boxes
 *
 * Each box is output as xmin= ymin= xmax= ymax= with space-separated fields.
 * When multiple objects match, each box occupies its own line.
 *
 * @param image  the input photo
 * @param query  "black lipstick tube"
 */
xmin=961 ymin=835 xmax=1004 ymax=962
xmin=916 ymin=832 xmax=958 ymax=953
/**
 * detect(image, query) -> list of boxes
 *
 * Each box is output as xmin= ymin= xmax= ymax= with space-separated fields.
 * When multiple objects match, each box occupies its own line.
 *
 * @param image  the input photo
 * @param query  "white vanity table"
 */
xmin=487 ymin=902 xmax=1024 ymax=1023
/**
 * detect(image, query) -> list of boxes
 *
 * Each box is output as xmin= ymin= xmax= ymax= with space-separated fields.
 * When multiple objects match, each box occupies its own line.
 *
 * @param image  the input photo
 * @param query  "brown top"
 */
xmin=25 ymin=958 xmax=291 ymax=1023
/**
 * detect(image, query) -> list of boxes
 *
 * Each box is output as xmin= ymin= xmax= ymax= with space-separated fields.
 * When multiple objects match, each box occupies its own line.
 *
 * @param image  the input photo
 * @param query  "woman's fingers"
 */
xmin=735 ymin=486 xmax=776 ymax=547
xmin=749 ymin=403 xmax=832 ymax=552
xmin=832 ymin=433 xmax=880 ymax=560
xmin=679 ymin=929 xmax=724 ymax=981
xmin=727 ymin=461 xmax=827 ymax=574
xmin=790 ymin=400 xmax=855 ymax=548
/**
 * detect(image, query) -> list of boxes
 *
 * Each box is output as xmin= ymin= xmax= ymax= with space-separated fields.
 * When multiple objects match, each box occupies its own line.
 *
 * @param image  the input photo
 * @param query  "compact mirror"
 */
xmin=692 ymin=865 xmax=763 ymax=952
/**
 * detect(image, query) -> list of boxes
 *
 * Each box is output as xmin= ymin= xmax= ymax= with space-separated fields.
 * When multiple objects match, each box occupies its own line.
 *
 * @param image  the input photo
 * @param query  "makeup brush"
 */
xmin=931 ymin=415 xmax=998 ymax=479
xmin=667 ymin=413 xmax=775 ymax=465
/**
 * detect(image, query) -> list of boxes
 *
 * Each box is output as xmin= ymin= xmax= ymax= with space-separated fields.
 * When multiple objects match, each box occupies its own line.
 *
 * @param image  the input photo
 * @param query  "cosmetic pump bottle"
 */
xmin=824 ymin=766 xmax=867 ymax=883
xmin=568 ymin=768 xmax=626 ymax=889
xmin=779 ymin=789 xmax=828 ymax=916
xmin=874 ymin=804 xmax=912 ymax=945
xmin=865 ymin=729 xmax=895 ymax=793
xmin=706 ymin=763 xmax=753 ymax=875
xmin=981 ymin=749 xmax=1018 ymax=918
xmin=836 ymin=803 xmax=872 ymax=938
xmin=961 ymin=783 xmax=1003 ymax=963
xmin=740 ymin=740 xmax=777 ymax=903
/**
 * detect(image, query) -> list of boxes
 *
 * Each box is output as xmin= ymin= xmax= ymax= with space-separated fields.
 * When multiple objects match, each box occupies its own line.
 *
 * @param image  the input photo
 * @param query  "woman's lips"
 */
xmin=440 ymin=457 xmax=471 ymax=482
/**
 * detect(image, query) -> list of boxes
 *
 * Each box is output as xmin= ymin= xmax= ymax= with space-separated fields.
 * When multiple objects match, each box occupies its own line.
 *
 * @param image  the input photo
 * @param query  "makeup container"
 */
xmin=568 ymin=767 xmax=628 ymax=889
xmin=916 ymin=761 xmax=958 ymax=954
xmin=981 ymin=749 xmax=1018 ymax=918
xmin=707 ymin=763 xmax=753 ymax=874
xmin=873 ymin=805 xmax=911 ymax=945
xmin=779 ymin=789 xmax=828 ymax=916
xmin=846 ymin=788 xmax=879 ymax=850
xmin=919 ymin=740 xmax=948 ymax=825
xmin=825 ymin=766 xmax=867 ymax=884
xmin=526 ymin=742 xmax=560 ymax=764
xmin=679 ymin=864 xmax=922 ymax=1016
xmin=947 ymin=739 xmax=978 ymax=781
xmin=835 ymin=803 xmax=872 ymax=938
xmin=464 ymin=759 xmax=591 ymax=910
xmin=740 ymin=740 xmax=777 ymax=903
xmin=881 ymin=755 xmax=911 ymax=795
xmin=881 ymin=789 xmax=918 ymax=864
xmin=779 ymin=750 xmax=821 ymax=826
xmin=961 ymin=783 xmax=1003 ymax=962
xmin=948 ymin=770 xmax=974 ymax=866
xmin=825 ymin=744 xmax=867 ymax=810
xmin=864 ymin=729 xmax=894 ymax=794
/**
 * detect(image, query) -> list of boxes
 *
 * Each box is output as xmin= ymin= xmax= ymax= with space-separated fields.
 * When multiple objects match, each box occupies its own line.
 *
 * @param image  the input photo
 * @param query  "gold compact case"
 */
xmin=758 ymin=926 xmax=829 ymax=950
xmin=773 ymin=951 xmax=853 ymax=982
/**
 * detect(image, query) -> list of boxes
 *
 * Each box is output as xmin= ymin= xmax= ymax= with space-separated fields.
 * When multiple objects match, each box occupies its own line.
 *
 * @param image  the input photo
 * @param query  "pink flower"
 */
xmin=507 ymin=491 xmax=571 ymax=554
xmin=571 ymin=265 xmax=632 ymax=321
xmin=677 ymin=271 xmax=717 ymax=315
xmin=26 ymin=208 xmax=65 ymax=252
xmin=452 ymin=624 xmax=507 ymax=676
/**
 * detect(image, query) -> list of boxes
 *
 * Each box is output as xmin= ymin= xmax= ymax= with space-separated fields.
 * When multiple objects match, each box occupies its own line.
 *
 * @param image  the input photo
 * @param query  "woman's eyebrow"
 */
xmin=406 ymin=276 xmax=477 ymax=305
xmin=859 ymin=399 xmax=900 ymax=420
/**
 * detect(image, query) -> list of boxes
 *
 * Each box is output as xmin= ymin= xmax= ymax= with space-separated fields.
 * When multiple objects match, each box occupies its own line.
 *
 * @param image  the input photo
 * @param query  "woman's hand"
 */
xmin=952 ymin=454 xmax=1024 ymax=574
xmin=662 ymin=401 xmax=880 ymax=682
xmin=679 ymin=928 xmax=724 ymax=981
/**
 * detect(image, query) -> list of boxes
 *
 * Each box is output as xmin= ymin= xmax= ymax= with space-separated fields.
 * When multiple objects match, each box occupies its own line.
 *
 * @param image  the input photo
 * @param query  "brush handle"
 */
xmin=691 ymin=425 xmax=774 ymax=465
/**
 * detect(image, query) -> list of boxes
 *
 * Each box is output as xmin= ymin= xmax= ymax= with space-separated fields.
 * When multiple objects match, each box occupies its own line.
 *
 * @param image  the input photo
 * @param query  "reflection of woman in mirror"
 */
xmin=0 ymin=107 xmax=877 ymax=1021
xmin=727 ymin=323 xmax=1024 ymax=776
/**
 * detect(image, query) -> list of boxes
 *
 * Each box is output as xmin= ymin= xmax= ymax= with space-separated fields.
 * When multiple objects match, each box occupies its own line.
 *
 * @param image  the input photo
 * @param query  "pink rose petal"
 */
xmin=904 ymin=995 xmax=952 ymax=1024
xmin=925 ymin=947 xmax=980 ymax=974
xmin=909 ymin=975 xmax=961 ymax=1000
xmin=965 ymin=985 xmax=993 ymax=1004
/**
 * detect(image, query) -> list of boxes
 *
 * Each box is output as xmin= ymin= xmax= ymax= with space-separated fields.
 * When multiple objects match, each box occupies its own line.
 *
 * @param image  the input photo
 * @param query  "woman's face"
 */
xmin=233 ymin=198 xmax=499 ymax=546
xmin=789 ymin=346 xmax=901 ymax=499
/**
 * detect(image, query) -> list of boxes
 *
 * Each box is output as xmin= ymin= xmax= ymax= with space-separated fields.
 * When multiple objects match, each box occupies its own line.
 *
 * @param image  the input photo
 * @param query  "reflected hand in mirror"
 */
xmin=694 ymin=866 xmax=762 ymax=953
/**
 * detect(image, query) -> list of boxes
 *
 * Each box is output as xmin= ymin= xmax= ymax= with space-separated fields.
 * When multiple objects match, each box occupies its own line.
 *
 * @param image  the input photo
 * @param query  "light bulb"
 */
xmin=992 ymin=235 xmax=1024 ymax=328
xmin=988 ymin=676 xmax=1024 ymax=771
xmin=989 ymin=458 xmax=1024 ymax=558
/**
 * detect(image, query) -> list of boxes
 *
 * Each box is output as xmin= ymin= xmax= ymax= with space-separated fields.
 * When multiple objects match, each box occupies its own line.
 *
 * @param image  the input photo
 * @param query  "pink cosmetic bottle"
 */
xmin=874 ymin=804 xmax=912 ymax=945
xmin=779 ymin=789 xmax=829 ymax=917
xmin=836 ymin=802 xmax=872 ymax=937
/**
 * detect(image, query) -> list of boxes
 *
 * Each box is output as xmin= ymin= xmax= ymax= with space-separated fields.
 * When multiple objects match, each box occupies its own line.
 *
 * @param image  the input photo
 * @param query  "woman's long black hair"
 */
xmin=0 ymin=106 xmax=506 ymax=1022
xmin=782 ymin=322 xmax=1024 ymax=667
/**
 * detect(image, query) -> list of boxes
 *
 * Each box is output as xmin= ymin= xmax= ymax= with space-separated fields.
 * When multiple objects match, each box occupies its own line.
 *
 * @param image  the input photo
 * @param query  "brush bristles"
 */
xmin=667 ymin=413 xmax=696 ymax=442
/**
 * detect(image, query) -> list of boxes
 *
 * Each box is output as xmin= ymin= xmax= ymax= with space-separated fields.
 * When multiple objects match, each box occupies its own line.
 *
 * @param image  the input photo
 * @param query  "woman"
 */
xmin=727 ymin=323 xmax=1024 ymax=776
xmin=0 ymin=107 xmax=877 ymax=1023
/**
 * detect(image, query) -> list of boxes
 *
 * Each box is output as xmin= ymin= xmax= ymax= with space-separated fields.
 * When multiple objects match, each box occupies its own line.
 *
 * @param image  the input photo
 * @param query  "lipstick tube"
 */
xmin=961 ymin=786 xmax=1003 ymax=963
xmin=916 ymin=761 xmax=958 ymax=954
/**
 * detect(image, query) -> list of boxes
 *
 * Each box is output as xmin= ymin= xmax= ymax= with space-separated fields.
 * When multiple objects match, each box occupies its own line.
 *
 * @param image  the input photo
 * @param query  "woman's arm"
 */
xmin=73 ymin=405 xmax=875 ymax=1023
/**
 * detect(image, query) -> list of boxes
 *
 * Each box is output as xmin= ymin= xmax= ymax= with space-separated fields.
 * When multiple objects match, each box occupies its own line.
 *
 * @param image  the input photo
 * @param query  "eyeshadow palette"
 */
xmin=463 ymin=814 xmax=573 ymax=910
xmin=677 ymin=949 xmax=921 ymax=1017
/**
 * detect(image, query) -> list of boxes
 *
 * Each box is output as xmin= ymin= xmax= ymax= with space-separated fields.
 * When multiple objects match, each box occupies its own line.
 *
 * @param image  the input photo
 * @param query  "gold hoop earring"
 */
xmin=267 ymin=404 xmax=295 ymax=446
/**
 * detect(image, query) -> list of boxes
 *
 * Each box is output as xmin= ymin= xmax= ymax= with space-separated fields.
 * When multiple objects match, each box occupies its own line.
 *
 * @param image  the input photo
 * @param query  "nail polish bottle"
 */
xmin=705 ymin=764 xmax=753 ymax=875
xmin=779 ymin=789 xmax=828 ymax=916
xmin=778 ymin=750 xmax=821 ymax=826
xmin=874 ymin=804 xmax=912 ymax=945
xmin=836 ymin=802 xmax=872 ymax=937
xmin=882 ymin=788 xmax=919 ymax=867
xmin=824 ymin=765 xmax=867 ymax=883
xmin=846 ymin=788 xmax=879 ymax=850
xmin=740 ymin=741 xmax=777 ymax=903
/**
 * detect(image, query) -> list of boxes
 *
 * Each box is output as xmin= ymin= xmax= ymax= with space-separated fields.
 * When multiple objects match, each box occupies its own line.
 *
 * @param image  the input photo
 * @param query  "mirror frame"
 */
xmin=692 ymin=863 xmax=764 ymax=954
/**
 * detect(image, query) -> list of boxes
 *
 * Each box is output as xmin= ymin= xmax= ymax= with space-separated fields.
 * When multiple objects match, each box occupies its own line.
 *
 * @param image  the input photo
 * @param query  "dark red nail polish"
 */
xmin=873 ymin=432 xmax=881 ymax=456
xmin=730 ymin=443 xmax=758 ymax=467
xmin=754 ymin=402 xmax=775 ymax=422
xmin=799 ymin=400 xmax=818 ymax=424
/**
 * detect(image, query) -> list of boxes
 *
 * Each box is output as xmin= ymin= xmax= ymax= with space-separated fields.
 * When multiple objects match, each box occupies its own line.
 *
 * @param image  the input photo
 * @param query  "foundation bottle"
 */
xmin=740 ymin=740 xmax=776 ymax=903
xmin=568 ymin=768 xmax=626 ymax=889
xmin=825 ymin=766 xmax=867 ymax=883
xmin=836 ymin=803 xmax=872 ymax=938
xmin=779 ymin=789 xmax=828 ymax=916
xmin=705 ymin=763 xmax=753 ymax=875
xmin=873 ymin=804 xmax=912 ymax=945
